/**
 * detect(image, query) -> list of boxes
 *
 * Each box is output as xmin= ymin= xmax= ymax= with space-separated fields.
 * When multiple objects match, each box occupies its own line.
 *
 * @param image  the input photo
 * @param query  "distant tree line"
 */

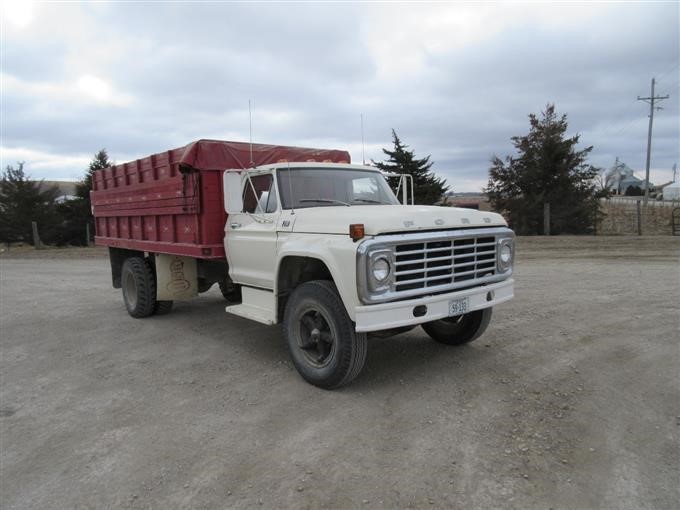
xmin=0 ymin=150 xmax=111 ymax=247
xmin=2 ymin=109 xmax=604 ymax=249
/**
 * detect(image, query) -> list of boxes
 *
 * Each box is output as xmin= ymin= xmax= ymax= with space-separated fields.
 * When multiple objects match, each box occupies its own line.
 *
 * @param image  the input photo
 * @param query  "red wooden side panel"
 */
xmin=93 ymin=150 xmax=227 ymax=259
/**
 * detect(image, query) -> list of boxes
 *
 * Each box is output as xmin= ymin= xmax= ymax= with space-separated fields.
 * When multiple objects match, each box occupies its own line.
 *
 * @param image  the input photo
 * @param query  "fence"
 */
xmin=604 ymin=196 xmax=674 ymax=207
xmin=597 ymin=198 xmax=679 ymax=235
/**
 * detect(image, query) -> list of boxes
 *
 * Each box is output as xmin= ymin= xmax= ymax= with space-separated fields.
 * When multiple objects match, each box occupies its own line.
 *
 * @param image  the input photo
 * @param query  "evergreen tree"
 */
xmin=53 ymin=198 xmax=90 ymax=246
xmin=73 ymin=149 xmax=112 ymax=243
xmin=76 ymin=149 xmax=111 ymax=204
xmin=373 ymin=130 xmax=449 ymax=205
xmin=485 ymin=104 xmax=600 ymax=235
xmin=0 ymin=163 xmax=60 ymax=245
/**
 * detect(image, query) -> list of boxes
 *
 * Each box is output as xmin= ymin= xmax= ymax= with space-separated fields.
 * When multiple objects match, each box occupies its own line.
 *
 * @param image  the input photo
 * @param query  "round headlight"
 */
xmin=372 ymin=256 xmax=391 ymax=282
xmin=500 ymin=243 xmax=512 ymax=264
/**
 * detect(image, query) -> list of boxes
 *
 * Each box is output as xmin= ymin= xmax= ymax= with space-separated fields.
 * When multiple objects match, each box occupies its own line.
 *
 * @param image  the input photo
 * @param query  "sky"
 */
xmin=1 ymin=1 xmax=678 ymax=192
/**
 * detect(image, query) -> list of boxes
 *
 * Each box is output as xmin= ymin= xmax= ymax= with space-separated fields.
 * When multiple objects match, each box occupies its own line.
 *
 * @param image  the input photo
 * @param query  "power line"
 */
xmin=588 ymin=62 xmax=678 ymax=142
xmin=656 ymin=61 xmax=680 ymax=83
xmin=637 ymin=77 xmax=669 ymax=205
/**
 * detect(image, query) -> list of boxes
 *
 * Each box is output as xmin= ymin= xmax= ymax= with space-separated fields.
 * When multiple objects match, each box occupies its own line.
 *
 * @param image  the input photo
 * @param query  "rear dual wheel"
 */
xmin=219 ymin=278 xmax=242 ymax=303
xmin=121 ymin=257 xmax=173 ymax=318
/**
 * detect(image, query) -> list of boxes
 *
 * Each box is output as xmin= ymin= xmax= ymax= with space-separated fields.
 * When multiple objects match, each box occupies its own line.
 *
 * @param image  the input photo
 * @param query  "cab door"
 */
xmin=225 ymin=173 xmax=279 ymax=289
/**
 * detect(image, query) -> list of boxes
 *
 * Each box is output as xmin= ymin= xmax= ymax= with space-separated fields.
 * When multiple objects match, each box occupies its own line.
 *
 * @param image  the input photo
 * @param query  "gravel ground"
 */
xmin=1 ymin=236 xmax=678 ymax=509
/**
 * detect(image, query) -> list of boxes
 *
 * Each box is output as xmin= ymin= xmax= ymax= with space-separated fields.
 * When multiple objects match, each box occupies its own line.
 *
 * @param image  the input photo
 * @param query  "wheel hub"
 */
xmin=124 ymin=272 xmax=137 ymax=308
xmin=298 ymin=309 xmax=336 ymax=368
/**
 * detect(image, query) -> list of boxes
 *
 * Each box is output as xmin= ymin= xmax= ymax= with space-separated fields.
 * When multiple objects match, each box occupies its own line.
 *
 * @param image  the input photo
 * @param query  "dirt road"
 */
xmin=1 ymin=237 xmax=678 ymax=509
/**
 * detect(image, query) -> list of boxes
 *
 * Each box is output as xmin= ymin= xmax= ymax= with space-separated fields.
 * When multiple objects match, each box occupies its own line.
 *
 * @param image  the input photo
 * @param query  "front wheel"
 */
xmin=421 ymin=307 xmax=493 ymax=345
xmin=283 ymin=280 xmax=367 ymax=389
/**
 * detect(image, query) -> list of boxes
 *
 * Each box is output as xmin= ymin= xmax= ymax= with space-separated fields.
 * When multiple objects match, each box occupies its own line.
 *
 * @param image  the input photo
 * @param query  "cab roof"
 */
xmin=244 ymin=162 xmax=380 ymax=174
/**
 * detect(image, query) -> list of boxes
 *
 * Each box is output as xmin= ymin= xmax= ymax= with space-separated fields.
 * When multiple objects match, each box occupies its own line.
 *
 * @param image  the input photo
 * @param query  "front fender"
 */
xmin=276 ymin=233 xmax=361 ymax=321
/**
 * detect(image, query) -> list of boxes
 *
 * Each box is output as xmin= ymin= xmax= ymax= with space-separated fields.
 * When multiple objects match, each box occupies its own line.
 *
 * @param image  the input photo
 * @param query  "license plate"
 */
xmin=448 ymin=297 xmax=470 ymax=317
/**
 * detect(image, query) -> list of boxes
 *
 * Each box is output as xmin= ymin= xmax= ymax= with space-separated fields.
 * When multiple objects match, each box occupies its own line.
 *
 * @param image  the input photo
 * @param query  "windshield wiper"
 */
xmin=299 ymin=198 xmax=351 ymax=207
xmin=352 ymin=198 xmax=382 ymax=204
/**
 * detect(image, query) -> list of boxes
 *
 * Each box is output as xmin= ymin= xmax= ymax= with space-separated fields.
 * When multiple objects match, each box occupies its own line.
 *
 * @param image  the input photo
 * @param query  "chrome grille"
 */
xmin=357 ymin=226 xmax=514 ymax=304
xmin=393 ymin=235 xmax=497 ymax=292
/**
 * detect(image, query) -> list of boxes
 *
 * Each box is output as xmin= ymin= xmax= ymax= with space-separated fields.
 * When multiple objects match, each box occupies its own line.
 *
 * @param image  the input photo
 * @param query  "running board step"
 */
xmin=225 ymin=286 xmax=276 ymax=325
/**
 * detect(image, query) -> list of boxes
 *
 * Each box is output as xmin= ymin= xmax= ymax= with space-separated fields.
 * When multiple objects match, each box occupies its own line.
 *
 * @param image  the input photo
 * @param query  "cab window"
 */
xmin=242 ymin=174 xmax=277 ymax=213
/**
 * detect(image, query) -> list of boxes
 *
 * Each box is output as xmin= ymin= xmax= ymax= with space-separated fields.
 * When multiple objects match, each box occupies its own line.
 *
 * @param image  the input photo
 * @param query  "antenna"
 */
xmin=360 ymin=113 xmax=366 ymax=165
xmin=287 ymin=162 xmax=295 ymax=215
xmin=248 ymin=99 xmax=254 ymax=167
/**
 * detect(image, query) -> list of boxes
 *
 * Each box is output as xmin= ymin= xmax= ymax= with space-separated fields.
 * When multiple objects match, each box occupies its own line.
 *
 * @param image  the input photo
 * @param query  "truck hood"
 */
xmin=286 ymin=205 xmax=507 ymax=235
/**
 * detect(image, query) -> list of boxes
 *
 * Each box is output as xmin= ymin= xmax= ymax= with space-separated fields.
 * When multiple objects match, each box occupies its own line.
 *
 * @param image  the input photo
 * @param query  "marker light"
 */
xmin=349 ymin=223 xmax=365 ymax=242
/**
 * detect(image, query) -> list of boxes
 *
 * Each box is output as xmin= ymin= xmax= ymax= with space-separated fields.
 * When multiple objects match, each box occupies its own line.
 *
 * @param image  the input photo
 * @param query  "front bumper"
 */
xmin=354 ymin=278 xmax=514 ymax=333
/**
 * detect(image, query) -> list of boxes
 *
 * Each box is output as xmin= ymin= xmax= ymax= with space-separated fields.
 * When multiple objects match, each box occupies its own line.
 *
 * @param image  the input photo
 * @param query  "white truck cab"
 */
xmin=222 ymin=163 xmax=515 ymax=388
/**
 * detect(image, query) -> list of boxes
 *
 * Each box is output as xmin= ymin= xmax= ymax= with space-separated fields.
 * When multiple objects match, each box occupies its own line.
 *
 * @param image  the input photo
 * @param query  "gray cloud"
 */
xmin=2 ymin=2 xmax=678 ymax=189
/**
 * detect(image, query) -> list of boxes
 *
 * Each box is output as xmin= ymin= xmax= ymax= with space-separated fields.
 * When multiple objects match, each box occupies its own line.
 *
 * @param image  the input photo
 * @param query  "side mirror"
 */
xmin=223 ymin=171 xmax=243 ymax=213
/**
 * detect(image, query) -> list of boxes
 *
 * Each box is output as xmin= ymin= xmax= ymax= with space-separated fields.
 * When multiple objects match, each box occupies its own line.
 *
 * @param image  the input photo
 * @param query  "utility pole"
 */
xmin=637 ymin=78 xmax=669 ymax=205
xmin=614 ymin=156 xmax=620 ymax=194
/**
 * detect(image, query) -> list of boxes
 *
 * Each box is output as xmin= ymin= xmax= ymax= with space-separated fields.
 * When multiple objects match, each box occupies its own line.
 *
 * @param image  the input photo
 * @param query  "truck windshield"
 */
xmin=277 ymin=168 xmax=400 ymax=210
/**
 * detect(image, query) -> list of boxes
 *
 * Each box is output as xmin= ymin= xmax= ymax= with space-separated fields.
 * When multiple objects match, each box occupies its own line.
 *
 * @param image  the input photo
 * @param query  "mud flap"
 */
xmin=155 ymin=254 xmax=198 ymax=301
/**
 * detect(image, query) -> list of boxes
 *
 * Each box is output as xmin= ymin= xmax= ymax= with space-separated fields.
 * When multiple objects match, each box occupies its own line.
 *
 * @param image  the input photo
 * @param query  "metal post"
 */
xmin=543 ymin=202 xmax=550 ymax=236
xmin=636 ymin=200 xmax=642 ymax=236
xmin=86 ymin=223 xmax=91 ymax=246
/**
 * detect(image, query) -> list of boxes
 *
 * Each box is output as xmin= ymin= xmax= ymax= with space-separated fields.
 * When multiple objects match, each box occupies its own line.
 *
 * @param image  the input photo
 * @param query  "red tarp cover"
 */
xmin=178 ymin=139 xmax=351 ymax=171
xmin=92 ymin=139 xmax=351 ymax=259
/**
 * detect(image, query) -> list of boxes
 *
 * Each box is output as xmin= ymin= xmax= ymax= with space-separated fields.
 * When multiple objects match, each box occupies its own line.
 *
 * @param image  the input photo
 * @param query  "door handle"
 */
xmin=230 ymin=222 xmax=242 ymax=229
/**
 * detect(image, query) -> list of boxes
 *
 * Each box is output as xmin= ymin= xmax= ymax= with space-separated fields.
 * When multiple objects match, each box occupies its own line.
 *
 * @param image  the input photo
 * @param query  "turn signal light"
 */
xmin=349 ymin=223 xmax=365 ymax=242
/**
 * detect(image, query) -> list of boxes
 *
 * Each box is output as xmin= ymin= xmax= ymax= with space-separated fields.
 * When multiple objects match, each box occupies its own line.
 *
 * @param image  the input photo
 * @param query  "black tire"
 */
xmin=121 ymin=257 xmax=157 ymax=318
xmin=421 ymin=307 xmax=493 ymax=345
xmin=283 ymin=280 xmax=367 ymax=389
xmin=153 ymin=300 xmax=174 ymax=315
xmin=219 ymin=278 xmax=242 ymax=303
